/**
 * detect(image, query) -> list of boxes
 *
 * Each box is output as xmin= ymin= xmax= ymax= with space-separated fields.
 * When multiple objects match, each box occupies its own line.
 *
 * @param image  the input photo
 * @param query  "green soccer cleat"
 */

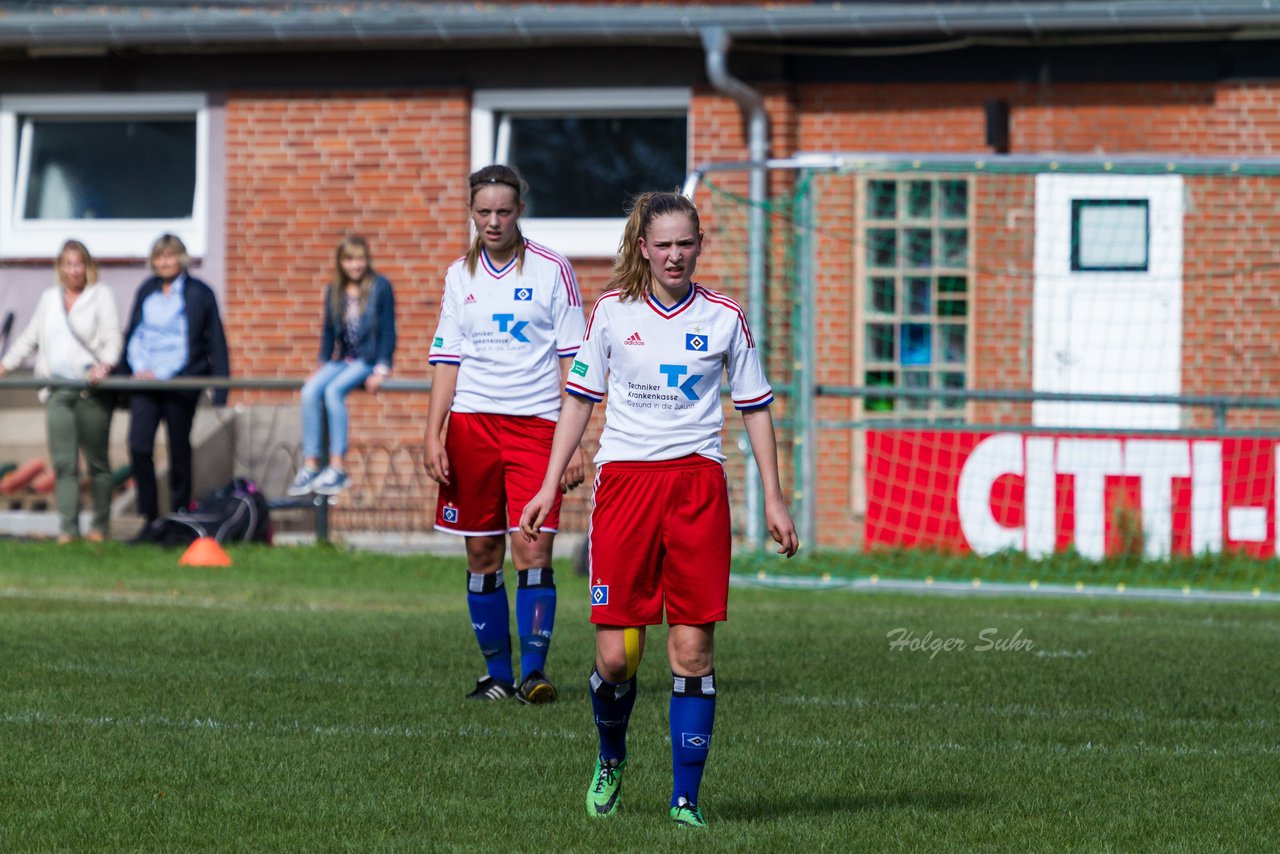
xmin=585 ymin=756 xmax=626 ymax=818
xmin=668 ymin=797 xmax=707 ymax=829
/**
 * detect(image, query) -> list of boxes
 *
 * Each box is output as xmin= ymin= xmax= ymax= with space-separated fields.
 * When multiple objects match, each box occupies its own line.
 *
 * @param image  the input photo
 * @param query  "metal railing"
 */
xmin=808 ymin=385 xmax=1280 ymax=433
xmin=0 ymin=374 xmax=437 ymax=543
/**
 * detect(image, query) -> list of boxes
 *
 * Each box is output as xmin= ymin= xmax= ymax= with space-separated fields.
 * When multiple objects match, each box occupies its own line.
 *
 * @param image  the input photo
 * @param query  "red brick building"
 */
xmin=2 ymin=2 xmax=1279 ymax=548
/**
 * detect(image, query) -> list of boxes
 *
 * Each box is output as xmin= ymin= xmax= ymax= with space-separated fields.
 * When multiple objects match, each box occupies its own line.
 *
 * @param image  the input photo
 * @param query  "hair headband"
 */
xmin=471 ymin=176 xmax=521 ymax=192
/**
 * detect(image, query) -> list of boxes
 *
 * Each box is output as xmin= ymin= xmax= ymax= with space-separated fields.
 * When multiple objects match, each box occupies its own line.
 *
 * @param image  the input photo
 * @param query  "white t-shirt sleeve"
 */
xmin=726 ymin=312 xmax=773 ymax=410
xmin=428 ymin=269 xmax=462 ymax=366
xmin=565 ymin=297 xmax=609 ymax=401
xmin=553 ymin=260 xmax=586 ymax=359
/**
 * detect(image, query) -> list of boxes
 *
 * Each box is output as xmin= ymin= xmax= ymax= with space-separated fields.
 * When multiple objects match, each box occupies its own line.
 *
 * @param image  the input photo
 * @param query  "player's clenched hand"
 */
xmin=520 ymin=487 xmax=557 ymax=542
xmin=423 ymin=438 xmax=451 ymax=486
xmin=561 ymin=446 xmax=587 ymax=493
xmin=765 ymin=495 xmax=800 ymax=558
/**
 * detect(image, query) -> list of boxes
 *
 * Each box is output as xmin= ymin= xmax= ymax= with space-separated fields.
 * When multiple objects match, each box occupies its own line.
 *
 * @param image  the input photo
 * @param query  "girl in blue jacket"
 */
xmin=289 ymin=235 xmax=396 ymax=495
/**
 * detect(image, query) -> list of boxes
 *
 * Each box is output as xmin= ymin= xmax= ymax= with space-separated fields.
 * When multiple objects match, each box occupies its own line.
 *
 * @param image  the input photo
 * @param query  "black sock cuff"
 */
xmin=672 ymin=670 xmax=716 ymax=697
xmin=590 ymin=668 xmax=636 ymax=701
xmin=517 ymin=567 xmax=555 ymax=588
xmin=467 ymin=569 xmax=504 ymax=594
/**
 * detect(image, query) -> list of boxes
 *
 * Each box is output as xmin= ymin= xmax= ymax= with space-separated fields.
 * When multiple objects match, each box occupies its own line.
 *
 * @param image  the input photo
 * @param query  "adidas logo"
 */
xmin=624 ymin=331 xmax=645 ymax=346
xmin=464 ymin=294 xmax=477 ymax=304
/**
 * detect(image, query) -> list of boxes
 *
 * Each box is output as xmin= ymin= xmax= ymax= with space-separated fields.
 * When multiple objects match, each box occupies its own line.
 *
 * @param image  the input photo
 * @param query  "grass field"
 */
xmin=2 ymin=540 xmax=1277 ymax=851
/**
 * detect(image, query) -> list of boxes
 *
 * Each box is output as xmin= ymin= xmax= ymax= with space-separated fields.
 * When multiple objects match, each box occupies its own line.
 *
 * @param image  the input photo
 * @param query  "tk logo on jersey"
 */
xmin=492 ymin=313 xmax=530 ymax=343
xmin=659 ymin=364 xmax=705 ymax=401
xmin=513 ymin=287 xmax=533 ymax=301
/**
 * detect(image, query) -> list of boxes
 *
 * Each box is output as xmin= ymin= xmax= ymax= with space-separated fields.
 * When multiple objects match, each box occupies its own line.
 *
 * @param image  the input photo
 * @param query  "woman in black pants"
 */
xmin=118 ymin=234 xmax=230 ymax=524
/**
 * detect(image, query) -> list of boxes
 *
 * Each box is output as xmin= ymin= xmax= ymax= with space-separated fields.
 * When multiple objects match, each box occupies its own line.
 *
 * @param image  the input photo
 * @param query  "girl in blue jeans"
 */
xmin=289 ymin=235 xmax=397 ymax=495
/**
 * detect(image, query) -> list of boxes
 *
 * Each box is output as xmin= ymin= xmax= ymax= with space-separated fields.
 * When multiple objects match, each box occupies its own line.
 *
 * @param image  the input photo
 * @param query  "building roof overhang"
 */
xmin=2 ymin=2 xmax=1279 ymax=53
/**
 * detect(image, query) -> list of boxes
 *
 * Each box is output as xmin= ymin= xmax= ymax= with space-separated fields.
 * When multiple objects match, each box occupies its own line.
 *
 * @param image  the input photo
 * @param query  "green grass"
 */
xmin=2 ymin=540 xmax=1277 ymax=850
xmin=741 ymin=547 xmax=1280 ymax=594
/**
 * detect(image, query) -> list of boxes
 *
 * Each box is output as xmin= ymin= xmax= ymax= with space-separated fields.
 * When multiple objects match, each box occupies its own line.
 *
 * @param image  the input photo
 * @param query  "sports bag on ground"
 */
xmin=134 ymin=478 xmax=271 ymax=547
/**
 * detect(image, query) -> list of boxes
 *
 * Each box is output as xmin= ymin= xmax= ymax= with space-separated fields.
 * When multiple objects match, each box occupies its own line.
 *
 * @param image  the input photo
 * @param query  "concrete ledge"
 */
xmin=0 ymin=509 xmax=144 ymax=540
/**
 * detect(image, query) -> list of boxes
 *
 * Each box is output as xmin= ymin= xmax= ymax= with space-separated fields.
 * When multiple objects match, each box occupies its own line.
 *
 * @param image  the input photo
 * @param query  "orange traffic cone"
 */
xmin=180 ymin=537 xmax=232 ymax=567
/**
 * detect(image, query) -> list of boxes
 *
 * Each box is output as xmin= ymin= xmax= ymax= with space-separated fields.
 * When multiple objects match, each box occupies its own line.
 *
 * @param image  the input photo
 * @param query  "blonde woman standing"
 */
xmin=0 ymin=240 xmax=122 ymax=542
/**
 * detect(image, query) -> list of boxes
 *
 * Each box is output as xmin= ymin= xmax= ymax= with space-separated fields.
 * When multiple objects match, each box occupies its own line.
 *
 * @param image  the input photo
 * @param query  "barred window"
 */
xmin=860 ymin=176 xmax=971 ymax=419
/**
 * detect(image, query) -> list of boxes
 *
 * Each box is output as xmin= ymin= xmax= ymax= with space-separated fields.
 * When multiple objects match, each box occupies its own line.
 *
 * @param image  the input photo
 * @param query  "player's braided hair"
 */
xmin=466 ymin=164 xmax=528 ymax=275
xmin=328 ymin=234 xmax=378 ymax=320
xmin=608 ymin=191 xmax=701 ymax=303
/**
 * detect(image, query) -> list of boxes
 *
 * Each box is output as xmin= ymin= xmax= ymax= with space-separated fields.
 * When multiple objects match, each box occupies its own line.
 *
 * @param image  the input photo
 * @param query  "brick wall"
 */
xmin=223 ymin=90 xmax=468 ymax=532
xmin=1184 ymin=175 xmax=1280 ymax=426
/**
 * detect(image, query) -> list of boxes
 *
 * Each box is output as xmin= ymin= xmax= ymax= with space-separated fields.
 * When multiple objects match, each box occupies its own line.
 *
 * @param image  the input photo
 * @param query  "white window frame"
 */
xmin=471 ymin=87 xmax=691 ymax=258
xmin=0 ymin=93 xmax=208 ymax=258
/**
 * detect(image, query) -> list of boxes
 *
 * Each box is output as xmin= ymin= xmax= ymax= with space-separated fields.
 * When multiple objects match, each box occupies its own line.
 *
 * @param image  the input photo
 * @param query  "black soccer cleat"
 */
xmin=465 ymin=675 xmax=517 ymax=701
xmin=516 ymin=671 xmax=558 ymax=705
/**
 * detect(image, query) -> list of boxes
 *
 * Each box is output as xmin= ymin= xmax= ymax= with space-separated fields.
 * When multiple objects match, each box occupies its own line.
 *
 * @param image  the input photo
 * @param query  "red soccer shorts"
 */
xmin=586 ymin=454 xmax=731 ymax=626
xmin=434 ymin=411 xmax=562 ymax=536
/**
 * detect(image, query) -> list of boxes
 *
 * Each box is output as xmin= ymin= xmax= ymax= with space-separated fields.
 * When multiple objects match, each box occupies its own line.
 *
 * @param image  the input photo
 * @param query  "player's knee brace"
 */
xmin=671 ymin=670 xmax=717 ymax=697
xmin=467 ymin=569 xmax=504 ymax=593
xmin=590 ymin=668 xmax=636 ymax=701
xmin=517 ymin=567 xmax=554 ymax=588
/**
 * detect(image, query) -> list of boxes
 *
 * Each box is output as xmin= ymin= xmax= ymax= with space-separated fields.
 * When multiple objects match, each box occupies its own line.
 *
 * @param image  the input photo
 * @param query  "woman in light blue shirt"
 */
xmin=118 ymin=234 xmax=229 ymax=524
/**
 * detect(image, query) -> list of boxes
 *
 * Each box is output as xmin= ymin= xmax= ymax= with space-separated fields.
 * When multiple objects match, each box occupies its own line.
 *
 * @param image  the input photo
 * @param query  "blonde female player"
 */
xmin=520 ymin=191 xmax=798 ymax=828
xmin=424 ymin=164 xmax=587 ymax=704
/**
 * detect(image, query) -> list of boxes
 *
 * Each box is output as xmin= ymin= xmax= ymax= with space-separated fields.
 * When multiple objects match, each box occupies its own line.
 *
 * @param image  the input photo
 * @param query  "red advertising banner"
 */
xmin=866 ymin=431 xmax=1277 ymax=559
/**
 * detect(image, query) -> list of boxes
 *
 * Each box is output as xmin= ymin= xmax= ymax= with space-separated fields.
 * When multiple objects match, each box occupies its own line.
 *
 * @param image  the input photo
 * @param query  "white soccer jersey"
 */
xmin=567 ymin=283 xmax=773 ymax=465
xmin=429 ymin=239 xmax=585 ymax=420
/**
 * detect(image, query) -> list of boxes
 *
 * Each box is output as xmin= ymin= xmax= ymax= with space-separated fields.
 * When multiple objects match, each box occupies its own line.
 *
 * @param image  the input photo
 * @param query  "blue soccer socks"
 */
xmin=466 ymin=570 xmax=514 ymax=686
xmin=516 ymin=567 xmax=556 ymax=680
xmin=590 ymin=668 xmax=637 ymax=763
xmin=669 ymin=670 xmax=717 ymax=809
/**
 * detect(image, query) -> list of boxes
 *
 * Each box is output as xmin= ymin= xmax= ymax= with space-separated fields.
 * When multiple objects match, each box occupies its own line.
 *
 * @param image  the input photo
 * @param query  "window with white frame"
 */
xmin=472 ymin=88 xmax=690 ymax=257
xmin=0 ymin=93 xmax=208 ymax=258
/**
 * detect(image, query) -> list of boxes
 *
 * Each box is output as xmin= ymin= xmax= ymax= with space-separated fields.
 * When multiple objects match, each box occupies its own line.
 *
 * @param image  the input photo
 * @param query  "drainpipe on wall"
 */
xmin=701 ymin=26 xmax=769 ymax=548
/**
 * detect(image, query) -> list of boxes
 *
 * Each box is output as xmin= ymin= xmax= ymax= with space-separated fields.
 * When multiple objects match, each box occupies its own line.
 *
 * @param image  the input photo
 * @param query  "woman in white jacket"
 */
xmin=0 ymin=240 xmax=122 ymax=541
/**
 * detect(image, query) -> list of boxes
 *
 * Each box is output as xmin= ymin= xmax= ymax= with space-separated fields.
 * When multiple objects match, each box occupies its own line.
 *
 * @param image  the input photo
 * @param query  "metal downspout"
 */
xmin=701 ymin=26 xmax=769 ymax=548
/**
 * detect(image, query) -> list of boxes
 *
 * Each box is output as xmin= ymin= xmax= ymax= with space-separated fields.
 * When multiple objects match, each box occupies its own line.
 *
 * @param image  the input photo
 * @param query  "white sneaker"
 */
xmin=311 ymin=466 xmax=350 ymax=496
xmin=286 ymin=466 xmax=322 ymax=496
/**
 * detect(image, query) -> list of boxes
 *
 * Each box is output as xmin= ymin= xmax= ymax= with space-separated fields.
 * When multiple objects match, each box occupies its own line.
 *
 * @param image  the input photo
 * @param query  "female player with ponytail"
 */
xmin=425 ymin=164 xmax=587 ymax=704
xmin=520 ymin=191 xmax=798 ymax=828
